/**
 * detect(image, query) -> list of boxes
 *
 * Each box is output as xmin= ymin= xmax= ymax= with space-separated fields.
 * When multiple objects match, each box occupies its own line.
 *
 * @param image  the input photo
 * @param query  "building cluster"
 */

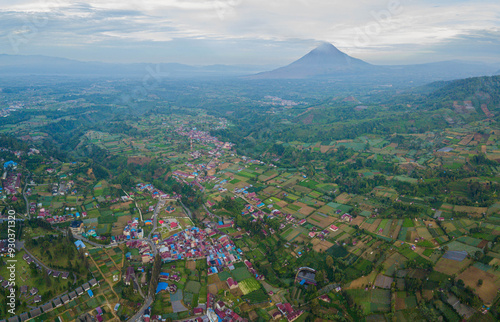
xmin=125 ymin=240 xmax=154 ymax=263
xmin=155 ymin=228 xmax=241 ymax=272
xmin=243 ymin=260 xmax=265 ymax=281
xmin=212 ymin=299 xmax=246 ymax=322
xmin=2 ymin=171 xmax=20 ymax=195
xmin=275 ymin=302 xmax=304 ymax=322
xmin=136 ymin=183 xmax=181 ymax=200
xmin=7 ymin=278 xmax=99 ymax=322
xmin=122 ymin=218 xmax=145 ymax=240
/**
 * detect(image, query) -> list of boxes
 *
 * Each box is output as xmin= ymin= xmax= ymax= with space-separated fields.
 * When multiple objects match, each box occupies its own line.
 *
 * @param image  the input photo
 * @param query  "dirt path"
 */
xmin=89 ymin=255 xmax=120 ymax=321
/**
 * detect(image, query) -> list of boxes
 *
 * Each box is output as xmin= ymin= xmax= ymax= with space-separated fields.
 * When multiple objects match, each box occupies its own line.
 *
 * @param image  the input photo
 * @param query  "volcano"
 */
xmin=250 ymin=43 xmax=376 ymax=79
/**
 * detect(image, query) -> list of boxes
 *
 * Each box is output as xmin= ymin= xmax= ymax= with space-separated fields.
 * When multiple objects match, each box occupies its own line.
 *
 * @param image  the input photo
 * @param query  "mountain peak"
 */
xmin=311 ymin=42 xmax=343 ymax=54
xmin=249 ymin=43 xmax=373 ymax=79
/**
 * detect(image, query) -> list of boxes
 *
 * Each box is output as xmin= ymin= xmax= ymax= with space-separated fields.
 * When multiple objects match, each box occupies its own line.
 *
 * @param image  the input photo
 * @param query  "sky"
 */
xmin=0 ymin=0 xmax=499 ymax=66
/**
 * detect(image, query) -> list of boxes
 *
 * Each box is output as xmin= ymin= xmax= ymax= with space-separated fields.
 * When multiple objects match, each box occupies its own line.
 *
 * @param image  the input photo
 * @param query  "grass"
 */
xmin=417 ymin=240 xmax=435 ymax=248
xmin=241 ymin=288 xmax=268 ymax=303
xmin=403 ymin=218 xmax=415 ymax=227
xmin=423 ymin=248 xmax=435 ymax=257
xmin=239 ymin=277 xmax=261 ymax=295
xmin=217 ymin=271 xmax=231 ymax=282
xmin=231 ymin=267 xmax=252 ymax=282
xmin=185 ymin=281 xmax=201 ymax=293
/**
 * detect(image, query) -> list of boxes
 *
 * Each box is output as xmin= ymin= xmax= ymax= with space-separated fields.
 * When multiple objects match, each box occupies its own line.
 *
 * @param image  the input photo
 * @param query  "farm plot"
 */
xmin=416 ymin=227 xmax=433 ymax=240
xmin=312 ymin=239 xmax=334 ymax=253
xmin=231 ymin=267 xmax=252 ymax=282
xmin=306 ymin=212 xmax=335 ymax=228
xmin=239 ymin=278 xmax=261 ymax=295
xmin=347 ymin=289 xmax=390 ymax=315
xmin=454 ymin=205 xmax=487 ymax=217
xmin=368 ymin=219 xmax=382 ymax=233
xmin=185 ymin=281 xmax=201 ymax=294
xmin=434 ymin=257 xmax=472 ymax=276
xmin=293 ymin=202 xmax=315 ymax=216
xmin=458 ymin=266 xmax=500 ymax=304
xmin=446 ymin=241 xmax=482 ymax=255
xmin=457 ymin=236 xmax=483 ymax=247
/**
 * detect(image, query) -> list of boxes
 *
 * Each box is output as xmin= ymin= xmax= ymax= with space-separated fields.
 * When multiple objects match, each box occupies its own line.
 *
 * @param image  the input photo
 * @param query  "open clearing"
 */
xmin=458 ymin=266 xmax=500 ymax=304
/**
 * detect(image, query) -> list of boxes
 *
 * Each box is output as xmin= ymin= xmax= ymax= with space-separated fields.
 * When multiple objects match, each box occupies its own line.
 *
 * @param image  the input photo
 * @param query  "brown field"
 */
xmin=458 ymin=266 xmax=500 ymax=304
xmin=317 ymin=205 xmax=335 ymax=216
xmin=230 ymin=287 xmax=244 ymax=297
xmin=434 ymin=258 xmax=472 ymax=276
xmin=367 ymin=219 xmax=382 ymax=233
xmin=422 ymin=290 xmax=433 ymax=301
xmin=247 ymin=310 xmax=258 ymax=320
xmin=346 ymin=271 xmax=377 ymax=289
xmin=320 ymin=145 xmax=334 ymax=153
xmin=350 ymin=216 xmax=365 ymax=227
xmin=395 ymin=297 xmax=406 ymax=310
xmin=294 ymin=234 xmax=307 ymax=244
xmin=112 ymin=215 xmax=132 ymax=235
xmin=263 ymin=186 xmax=281 ymax=196
xmin=374 ymin=274 xmax=393 ymax=289
xmin=207 ymin=274 xmax=220 ymax=284
xmin=186 ymin=260 xmax=196 ymax=270
xmin=110 ymin=201 xmax=132 ymax=210
xmin=335 ymin=193 xmax=352 ymax=204
xmin=295 ymin=203 xmax=315 ymax=216
xmin=440 ymin=204 xmax=454 ymax=210
xmin=458 ymin=134 xmax=474 ymax=146
xmin=127 ymin=156 xmax=151 ymax=165
xmin=276 ymin=200 xmax=288 ymax=208
xmin=360 ymin=221 xmax=372 ymax=230
xmin=390 ymin=224 xmax=402 ymax=240
xmin=216 ymin=280 xmax=229 ymax=291
xmin=208 ymin=284 xmax=218 ymax=295
xmin=478 ymin=240 xmax=488 ymax=249
xmin=409 ymin=230 xmax=419 ymax=242
xmin=312 ymin=240 xmax=334 ymax=253
xmin=307 ymin=213 xmax=336 ymax=228
xmin=454 ymin=205 xmax=487 ymax=216
xmin=218 ymin=163 xmax=230 ymax=170
xmin=234 ymin=181 xmax=249 ymax=189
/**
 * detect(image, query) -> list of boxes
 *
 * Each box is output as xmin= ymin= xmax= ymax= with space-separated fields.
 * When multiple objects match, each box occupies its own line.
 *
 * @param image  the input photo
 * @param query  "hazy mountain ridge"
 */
xmin=0 ymin=54 xmax=269 ymax=78
xmin=0 ymin=44 xmax=498 ymax=84
xmin=249 ymin=43 xmax=499 ymax=83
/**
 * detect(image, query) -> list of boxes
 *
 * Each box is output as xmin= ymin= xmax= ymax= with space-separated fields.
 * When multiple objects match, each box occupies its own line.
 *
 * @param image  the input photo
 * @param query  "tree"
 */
xmin=478 ymin=279 xmax=483 ymax=286
xmin=326 ymin=255 xmax=334 ymax=268
xmin=315 ymin=271 xmax=324 ymax=285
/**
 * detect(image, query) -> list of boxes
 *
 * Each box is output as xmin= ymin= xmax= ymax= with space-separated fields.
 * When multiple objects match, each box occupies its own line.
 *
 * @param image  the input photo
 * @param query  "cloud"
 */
xmin=0 ymin=0 xmax=499 ymax=64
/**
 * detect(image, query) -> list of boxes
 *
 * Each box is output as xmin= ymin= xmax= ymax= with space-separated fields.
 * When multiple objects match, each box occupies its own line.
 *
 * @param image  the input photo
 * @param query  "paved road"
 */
xmin=128 ymin=200 xmax=195 ymax=321
xmin=148 ymin=199 xmax=165 ymax=240
xmin=129 ymin=296 xmax=153 ymax=322
xmin=179 ymin=200 xmax=192 ymax=219
xmin=203 ymin=204 xmax=221 ymax=221
xmin=123 ymin=190 xmax=143 ymax=222
xmin=21 ymin=172 xmax=32 ymax=219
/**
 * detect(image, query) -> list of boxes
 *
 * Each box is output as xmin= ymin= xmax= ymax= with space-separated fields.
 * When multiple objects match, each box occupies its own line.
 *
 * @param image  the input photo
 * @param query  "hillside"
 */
xmin=427 ymin=75 xmax=500 ymax=105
